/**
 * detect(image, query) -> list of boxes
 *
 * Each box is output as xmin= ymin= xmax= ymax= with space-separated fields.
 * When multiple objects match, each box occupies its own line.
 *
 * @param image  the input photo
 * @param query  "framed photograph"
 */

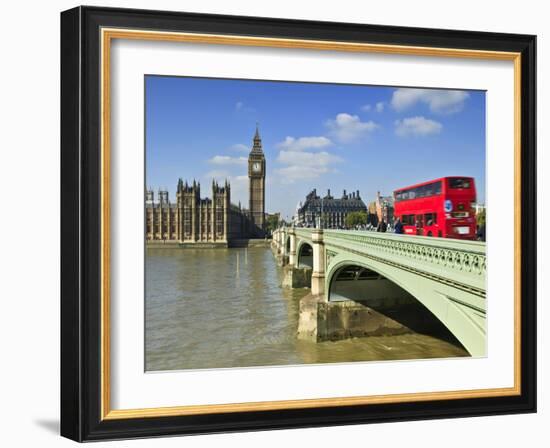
xmin=60 ymin=6 xmax=536 ymax=441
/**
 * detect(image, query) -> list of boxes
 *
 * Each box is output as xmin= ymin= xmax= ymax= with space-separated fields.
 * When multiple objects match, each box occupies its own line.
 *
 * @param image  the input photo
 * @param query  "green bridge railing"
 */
xmin=292 ymin=228 xmax=486 ymax=295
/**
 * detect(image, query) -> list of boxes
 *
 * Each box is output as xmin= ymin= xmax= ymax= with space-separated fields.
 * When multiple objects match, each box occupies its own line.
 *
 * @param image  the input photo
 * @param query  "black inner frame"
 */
xmin=60 ymin=6 xmax=536 ymax=442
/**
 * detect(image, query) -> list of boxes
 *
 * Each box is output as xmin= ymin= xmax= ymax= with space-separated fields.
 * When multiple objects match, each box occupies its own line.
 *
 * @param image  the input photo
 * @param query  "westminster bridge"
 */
xmin=271 ymin=227 xmax=486 ymax=357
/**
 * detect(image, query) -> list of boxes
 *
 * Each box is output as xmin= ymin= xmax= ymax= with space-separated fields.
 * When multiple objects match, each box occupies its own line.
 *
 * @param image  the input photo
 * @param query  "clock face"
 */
xmin=252 ymin=162 xmax=261 ymax=173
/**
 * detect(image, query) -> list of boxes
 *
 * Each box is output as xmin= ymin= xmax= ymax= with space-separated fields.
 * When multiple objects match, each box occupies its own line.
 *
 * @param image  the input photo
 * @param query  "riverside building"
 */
xmin=294 ymin=188 xmax=368 ymax=228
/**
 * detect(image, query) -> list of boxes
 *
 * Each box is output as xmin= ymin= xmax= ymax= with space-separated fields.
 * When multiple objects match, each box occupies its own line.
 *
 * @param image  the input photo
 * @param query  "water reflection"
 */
xmin=145 ymin=247 xmax=467 ymax=371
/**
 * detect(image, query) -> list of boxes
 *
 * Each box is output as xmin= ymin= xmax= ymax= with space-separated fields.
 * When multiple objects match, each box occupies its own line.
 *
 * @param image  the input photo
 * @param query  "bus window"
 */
xmin=449 ymin=178 xmax=471 ymax=189
xmin=401 ymin=214 xmax=415 ymax=225
xmin=425 ymin=213 xmax=437 ymax=225
xmin=415 ymin=215 xmax=424 ymax=236
xmin=395 ymin=180 xmax=442 ymax=202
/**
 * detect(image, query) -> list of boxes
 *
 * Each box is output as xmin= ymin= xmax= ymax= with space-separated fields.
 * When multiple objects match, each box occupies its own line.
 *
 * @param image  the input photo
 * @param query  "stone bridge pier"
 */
xmin=275 ymin=228 xmax=289 ymax=267
xmin=276 ymin=226 xmax=325 ymax=292
xmin=280 ymin=227 xmax=313 ymax=289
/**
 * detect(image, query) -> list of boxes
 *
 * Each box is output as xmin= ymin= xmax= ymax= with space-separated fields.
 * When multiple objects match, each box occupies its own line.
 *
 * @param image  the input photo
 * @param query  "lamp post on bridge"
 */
xmin=288 ymin=225 xmax=296 ymax=266
xmin=311 ymin=227 xmax=325 ymax=296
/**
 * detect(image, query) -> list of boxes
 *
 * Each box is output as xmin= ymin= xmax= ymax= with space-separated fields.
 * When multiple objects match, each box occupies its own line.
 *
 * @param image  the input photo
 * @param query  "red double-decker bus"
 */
xmin=393 ymin=176 xmax=477 ymax=239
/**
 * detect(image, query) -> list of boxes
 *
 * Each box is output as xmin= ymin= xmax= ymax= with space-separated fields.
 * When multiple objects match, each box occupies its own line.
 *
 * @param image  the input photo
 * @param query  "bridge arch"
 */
xmin=296 ymin=239 xmax=313 ymax=268
xmin=325 ymin=254 xmax=483 ymax=356
xmin=328 ymin=264 xmax=403 ymax=302
xmin=327 ymin=257 xmax=417 ymax=304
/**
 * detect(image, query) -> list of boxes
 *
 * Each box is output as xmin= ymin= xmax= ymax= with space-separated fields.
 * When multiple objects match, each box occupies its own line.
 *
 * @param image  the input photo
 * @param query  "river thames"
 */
xmin=145 ymin=247 xmax=468 ymax=371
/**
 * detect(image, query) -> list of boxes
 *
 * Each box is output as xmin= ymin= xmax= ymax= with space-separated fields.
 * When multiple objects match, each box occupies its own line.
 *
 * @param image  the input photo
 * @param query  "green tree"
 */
xmin=265 ymin=214 xmax=280 ymax=234
xmin=345 ymin=211 xmax=368 ymax=228
xmin=476 ymin=208 xmax=486 ymax=227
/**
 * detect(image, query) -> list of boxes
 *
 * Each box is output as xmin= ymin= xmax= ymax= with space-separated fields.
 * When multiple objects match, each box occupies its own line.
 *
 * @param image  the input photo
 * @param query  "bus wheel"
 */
xmin=427 ymin=231 xmax=433 ymax=237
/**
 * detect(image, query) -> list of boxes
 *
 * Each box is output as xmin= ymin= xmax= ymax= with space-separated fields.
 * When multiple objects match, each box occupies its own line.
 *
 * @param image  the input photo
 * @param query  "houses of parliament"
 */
xmin=146 ymin=127 xmax=266 ymax=246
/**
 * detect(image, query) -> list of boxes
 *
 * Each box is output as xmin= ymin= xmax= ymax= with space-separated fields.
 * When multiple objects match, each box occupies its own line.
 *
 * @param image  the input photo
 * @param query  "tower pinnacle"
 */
xmin=251 ymin=123 xmax=263 ymax=154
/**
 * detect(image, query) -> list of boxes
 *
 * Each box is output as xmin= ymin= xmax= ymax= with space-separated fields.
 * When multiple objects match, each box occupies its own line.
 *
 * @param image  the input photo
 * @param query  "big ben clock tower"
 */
xmin=248 ymin=124 xmax=266 ymax=236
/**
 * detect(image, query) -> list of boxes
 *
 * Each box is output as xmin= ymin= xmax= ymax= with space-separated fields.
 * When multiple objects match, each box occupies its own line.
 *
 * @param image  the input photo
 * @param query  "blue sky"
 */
xmin=145 ymin=76 xmax=486 ymax=220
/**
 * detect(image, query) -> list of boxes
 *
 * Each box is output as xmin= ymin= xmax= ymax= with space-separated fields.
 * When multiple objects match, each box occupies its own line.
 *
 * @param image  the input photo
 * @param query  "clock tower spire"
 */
xmin=248 ymin=124 xmax=266 ymax=236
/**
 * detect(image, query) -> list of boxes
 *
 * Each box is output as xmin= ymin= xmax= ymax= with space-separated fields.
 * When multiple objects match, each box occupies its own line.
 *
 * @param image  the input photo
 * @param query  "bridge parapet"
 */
xmin=294 ymin=227 xmax=313 ymax=242
xmin=291 ymin=229 xmax=486 ymax=296
xmin=322 ymin=230 xmax=486 ymax=296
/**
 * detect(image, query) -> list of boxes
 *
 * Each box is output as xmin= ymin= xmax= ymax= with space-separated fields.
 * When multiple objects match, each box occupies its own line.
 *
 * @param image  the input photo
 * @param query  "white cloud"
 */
xmin=205 ymin=172 xmax=247 ymax=183
xmin=234 ymin=101 xmax=255 ymax=113
xmin=230 ymin=175 xmax=249 ymax=206
xmin=391 ymin=88 xmax=469 ymax=114
xmin=208 ymin=155 xmax=247 ymax=165
xmin=276 ymin=150 xmax=343 ymax=183
xmin=277 ymin=150 xmax=342 ymax=166
xmin=276 ymin=136 xmax=332 ymax=151
xmin=395 ymin=116 xmax=443 ymax=137
xmin=325 ymin=113 xmax=379 ymax=143
xmin=276 ymin=165 xmax=329 ymax=182
xmin=230 ymin=143 xmax=249 ymax=152
xmin=206 ymin=169 xmax=230 ymax=179
xmin=361 ymin=102 xmax=384 ymax=113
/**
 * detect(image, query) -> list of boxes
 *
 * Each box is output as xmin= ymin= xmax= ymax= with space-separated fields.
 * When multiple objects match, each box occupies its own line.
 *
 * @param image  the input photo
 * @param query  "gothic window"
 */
xmin=217 ymin=214 xmax=224 ymax=235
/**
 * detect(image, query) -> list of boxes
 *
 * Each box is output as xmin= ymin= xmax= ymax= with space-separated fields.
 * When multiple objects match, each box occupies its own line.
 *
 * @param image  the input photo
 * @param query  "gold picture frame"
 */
xmin=61 ymin=6 xmax=536 ymax=441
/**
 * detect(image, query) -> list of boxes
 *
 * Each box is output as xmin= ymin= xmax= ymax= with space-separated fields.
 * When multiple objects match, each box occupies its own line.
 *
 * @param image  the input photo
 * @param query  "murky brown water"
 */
xmin=145 ymin=247 xmax=468 ymax=371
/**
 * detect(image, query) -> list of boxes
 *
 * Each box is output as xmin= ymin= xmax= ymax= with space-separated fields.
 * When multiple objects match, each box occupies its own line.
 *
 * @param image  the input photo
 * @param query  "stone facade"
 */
xmin=368 ymin=190 xmax=395 ymax=225
xmin=294 ymin=188 xmax=368 ymax=228
xmin=145 ymin=189 xmax=178 ymax=241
